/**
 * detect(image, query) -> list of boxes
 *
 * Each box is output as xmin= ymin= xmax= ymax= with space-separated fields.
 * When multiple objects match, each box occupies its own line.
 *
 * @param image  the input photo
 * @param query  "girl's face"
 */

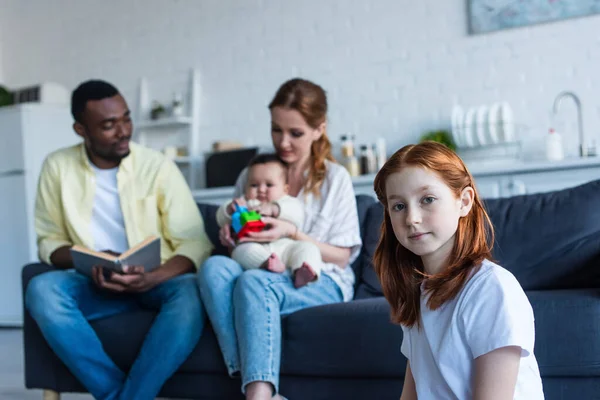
xmin=385 ymin=166 xmax=473 ymax=272
xmin=270 ymin=106 xmax=323 ymax=167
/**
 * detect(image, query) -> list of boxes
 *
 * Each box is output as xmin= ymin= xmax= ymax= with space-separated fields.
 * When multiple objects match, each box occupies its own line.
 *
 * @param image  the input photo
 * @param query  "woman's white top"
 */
xmin=401 ymin=259 xmax=545 ymax=399
xmin=234 ymin=160 xmax=362 ymax=301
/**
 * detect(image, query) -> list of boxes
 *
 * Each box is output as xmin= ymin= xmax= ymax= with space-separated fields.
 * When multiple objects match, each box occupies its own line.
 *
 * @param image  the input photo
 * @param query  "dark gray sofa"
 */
xmin=22 ymin=182 xmax=600 ymax=399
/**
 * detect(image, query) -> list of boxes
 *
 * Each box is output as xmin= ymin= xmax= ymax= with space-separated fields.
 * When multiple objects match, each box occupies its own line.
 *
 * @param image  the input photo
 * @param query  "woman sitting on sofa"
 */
xmin=197 ymin=78 xmax=362 ymax=400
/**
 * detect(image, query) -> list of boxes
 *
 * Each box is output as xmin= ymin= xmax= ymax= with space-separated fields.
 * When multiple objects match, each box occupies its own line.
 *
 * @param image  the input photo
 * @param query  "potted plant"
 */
xmin=419 ymin=129 xmax=456 ymax=151
xmin=0 ymin=85 xmax=13 ymax=108
xmin=150 ymin=101 xmax=166 ymax=120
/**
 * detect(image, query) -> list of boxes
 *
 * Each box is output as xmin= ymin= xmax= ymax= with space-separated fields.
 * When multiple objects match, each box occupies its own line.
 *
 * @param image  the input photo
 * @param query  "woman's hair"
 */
xmin=269 ymin=78 xmax=335 ymax=196
xmin=373 ymin=141 xmax=494 ymax=327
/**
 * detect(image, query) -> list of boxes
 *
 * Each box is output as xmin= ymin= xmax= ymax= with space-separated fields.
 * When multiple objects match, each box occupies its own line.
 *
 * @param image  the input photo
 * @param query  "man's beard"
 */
xmin=88 ymin=138 xmax=131 ymax=162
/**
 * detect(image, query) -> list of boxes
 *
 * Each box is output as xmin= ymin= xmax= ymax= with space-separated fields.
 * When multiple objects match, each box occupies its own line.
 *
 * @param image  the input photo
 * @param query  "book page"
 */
xmin=120 ymin=236 xmax=161 ymax=272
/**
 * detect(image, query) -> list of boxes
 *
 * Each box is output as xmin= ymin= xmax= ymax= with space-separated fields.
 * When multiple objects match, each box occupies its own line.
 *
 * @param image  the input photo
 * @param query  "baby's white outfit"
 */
xmin=216 ymin=195 xmax=323 ymax=278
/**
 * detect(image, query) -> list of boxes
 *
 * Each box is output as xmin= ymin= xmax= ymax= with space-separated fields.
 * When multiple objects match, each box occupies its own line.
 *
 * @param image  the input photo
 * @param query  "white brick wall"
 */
xmin=2 ymin=0 xmax=600 ymax=160
xmin=0 ymin=36 xmax=3 ymax=84
xmin=0 ymin=1 xmax=6 ymax=85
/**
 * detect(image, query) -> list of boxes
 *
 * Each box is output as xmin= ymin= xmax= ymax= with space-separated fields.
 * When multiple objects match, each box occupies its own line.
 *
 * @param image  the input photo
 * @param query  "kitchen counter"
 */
xmin=463 ymin=155 xmax=600 ymax=177
xmin=192 ymin=156 xmax=600 ymax=204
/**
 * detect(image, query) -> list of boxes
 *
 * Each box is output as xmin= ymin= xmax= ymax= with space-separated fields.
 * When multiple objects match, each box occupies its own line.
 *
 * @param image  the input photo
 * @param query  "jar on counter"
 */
xmin=359 ymin=145 xmax=377 ymax=175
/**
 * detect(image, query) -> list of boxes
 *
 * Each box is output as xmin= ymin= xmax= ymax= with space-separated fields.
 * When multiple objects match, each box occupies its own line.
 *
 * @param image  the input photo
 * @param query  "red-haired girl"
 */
xmin=373 ymin=142 xmax=544 ymax=400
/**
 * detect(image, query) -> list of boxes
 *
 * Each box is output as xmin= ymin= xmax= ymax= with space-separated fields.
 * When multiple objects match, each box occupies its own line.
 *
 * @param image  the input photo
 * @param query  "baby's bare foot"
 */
xmin=294 ymin=263 xmax=317 ymax=288
xmin=262 ymin=253 xmax=286 ymax=273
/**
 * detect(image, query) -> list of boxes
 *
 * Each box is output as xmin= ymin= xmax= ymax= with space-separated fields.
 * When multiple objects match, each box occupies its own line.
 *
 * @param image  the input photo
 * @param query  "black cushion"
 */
xmin=355 ymin=202 xmax=384 ymax=299
xmin=281 ymin=297 xmax=406 ymax=378
xmin=485 ymin=179 xmax=600 ymax=290
xmin=197 ymin=203 xmax=228 ymax=257
xmin=350 ymin=195 xmax=377 ymax=283
xmin=355 ymin=179 xmax=600 ymax=297
xmin=528 ymin=288 xmax=600 ymax=377
xmin=93 ymin=297 xmax=408 ymax=379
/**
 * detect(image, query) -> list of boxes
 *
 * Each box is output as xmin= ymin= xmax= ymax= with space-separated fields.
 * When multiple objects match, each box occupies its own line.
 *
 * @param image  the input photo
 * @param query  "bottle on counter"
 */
xmin=359 ymin=145 xmax=370 ymax=175
xmin=340 ymin=135 xmax=350 ymax=158
xmin=546 ymin=128 xmax=564 ymax=161
xmin=347 ymin=155 xmax=360 ymax=177
xmin=375 ymin=137 xmax=387 ymax=170
xmin=341 ymin=134 xmax=360 ymax=177
xmin=360 ymin=145 xmax=378 ymax=175
xmin=171 ymin=93 xmax=184 ymax=117
xmin=369 ymin=144 xmax=379 ymax=174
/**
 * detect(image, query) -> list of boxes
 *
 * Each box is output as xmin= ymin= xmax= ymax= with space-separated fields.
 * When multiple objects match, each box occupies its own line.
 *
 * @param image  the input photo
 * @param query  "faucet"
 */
xmin=552 ymin=91 xmax=591 ymax=157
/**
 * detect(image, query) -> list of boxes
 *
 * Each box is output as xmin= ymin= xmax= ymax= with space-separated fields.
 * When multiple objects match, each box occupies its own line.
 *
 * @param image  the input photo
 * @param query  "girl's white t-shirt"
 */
xmin=401 ymin=260 xmax=545 ymax=399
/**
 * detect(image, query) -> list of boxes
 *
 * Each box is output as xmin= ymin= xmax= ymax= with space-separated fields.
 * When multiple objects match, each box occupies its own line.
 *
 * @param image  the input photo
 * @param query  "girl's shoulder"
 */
xmin=469 ymin=260 xmax=522 ymax=289
xmin=460 ymin=260 xmax=530 ymax=311
xmin=457 ymin=260 xmax=537 ymax=361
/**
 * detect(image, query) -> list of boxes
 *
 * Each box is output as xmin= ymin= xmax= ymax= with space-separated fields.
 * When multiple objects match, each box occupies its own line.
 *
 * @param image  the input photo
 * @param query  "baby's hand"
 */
xmin=227 ymin=197 xmax=247 ymax=215
xmin=256 ymin=202 xmax=280 ymax=217
xmin=247 ymin=199 xmax=262 ymax=209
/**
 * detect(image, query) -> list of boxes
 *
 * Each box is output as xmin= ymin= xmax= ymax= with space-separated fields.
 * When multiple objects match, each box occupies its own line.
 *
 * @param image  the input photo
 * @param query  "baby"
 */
xmin=216 ymin=153 xmax=322 ymax=288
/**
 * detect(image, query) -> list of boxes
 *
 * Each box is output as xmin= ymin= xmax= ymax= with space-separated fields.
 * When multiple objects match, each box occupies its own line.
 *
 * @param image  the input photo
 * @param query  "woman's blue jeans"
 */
xmin=197 ymin=255 xmax=343 ymax=394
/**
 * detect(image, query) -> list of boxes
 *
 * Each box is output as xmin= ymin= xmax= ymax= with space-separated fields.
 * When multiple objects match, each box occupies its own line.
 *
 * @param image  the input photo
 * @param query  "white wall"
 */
xmin=0 ymin=1 xmax=6 ymax=84
xmin=0 ymin=32 xmax=3 ymax=84
xmin=2 ymin=0 xmax=600 ymax=160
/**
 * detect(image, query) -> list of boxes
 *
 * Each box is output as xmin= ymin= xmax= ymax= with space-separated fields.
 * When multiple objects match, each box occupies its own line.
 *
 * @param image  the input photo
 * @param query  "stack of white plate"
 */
xmin=451 ymin=102 xmax=516 ymax=149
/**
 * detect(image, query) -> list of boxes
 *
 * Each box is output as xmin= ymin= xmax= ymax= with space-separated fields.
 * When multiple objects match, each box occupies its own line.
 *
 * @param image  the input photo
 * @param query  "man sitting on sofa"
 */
xmin=25 ymin=79 xmax=213 ymax=400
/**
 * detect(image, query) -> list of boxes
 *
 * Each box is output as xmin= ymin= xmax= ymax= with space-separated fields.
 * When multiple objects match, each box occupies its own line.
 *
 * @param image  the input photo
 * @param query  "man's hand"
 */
xmin=92 ymin=265 xmax=159 ymax=293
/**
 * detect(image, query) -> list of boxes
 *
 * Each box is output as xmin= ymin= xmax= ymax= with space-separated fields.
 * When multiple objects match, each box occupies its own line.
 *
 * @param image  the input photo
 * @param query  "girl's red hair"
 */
xmin=373 ymin=142 xmax=494 ymax=327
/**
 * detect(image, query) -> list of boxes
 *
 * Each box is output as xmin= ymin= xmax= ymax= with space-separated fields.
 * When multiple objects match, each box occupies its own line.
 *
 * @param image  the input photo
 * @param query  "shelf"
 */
xmin=136 ymin=69 xmax=201 ymax=190
xmin=136 ymin=116 xmax=193 ymax=130
xmin=172 ymin=156 xmax=203 ymax=163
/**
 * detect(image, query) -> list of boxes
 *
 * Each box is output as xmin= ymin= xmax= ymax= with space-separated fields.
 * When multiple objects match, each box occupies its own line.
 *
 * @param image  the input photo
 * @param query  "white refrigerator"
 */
xmin=0 ymin=104 xmax=79 ymax=326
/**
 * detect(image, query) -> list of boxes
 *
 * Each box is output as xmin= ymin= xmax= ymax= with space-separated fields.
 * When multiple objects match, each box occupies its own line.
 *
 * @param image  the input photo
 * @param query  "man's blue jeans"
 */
xmin=25 ymin=269 xmax=203 ymax=400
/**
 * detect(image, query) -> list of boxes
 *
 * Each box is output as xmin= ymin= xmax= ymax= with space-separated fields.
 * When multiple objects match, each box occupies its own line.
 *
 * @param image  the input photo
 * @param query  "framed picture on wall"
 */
xmin=469 ymin=0 xmax=600 ymax=34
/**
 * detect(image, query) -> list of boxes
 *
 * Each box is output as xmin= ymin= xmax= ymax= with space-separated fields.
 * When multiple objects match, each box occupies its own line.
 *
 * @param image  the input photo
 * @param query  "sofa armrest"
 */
xmin=21 ymin=263 xmax=70 ymax=391
xmin=22 ymin=263 xmax=56 ymax=289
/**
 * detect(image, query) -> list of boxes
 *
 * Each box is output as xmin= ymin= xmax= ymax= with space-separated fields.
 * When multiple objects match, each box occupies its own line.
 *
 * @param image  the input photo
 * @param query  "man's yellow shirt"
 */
xmin=35 ymin=141 xmax=213 ymax=268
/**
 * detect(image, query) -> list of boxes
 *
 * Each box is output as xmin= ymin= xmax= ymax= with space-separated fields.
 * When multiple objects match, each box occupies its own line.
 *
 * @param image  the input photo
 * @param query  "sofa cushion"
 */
xmin=92 ymin=312 xmax=229 ymax=375
xmin=197 ymin=203 xmax=229 ymax=257
xmin=90 ymin=297 xmax=406 ymax=378
xmin=281 ymin=297 xmax=406 ymax=378
xmin=351 ymin=195 xmax=377 ymax=283
xmin=484 ymin=179 xmax=600 ymax=290
xmin=528 ymin=288 xmax=600 ymax=377
xmin=355 ymin=202 xmax=384 ymax=299
xmin=355 ymin=179 xmax=600 ymax=298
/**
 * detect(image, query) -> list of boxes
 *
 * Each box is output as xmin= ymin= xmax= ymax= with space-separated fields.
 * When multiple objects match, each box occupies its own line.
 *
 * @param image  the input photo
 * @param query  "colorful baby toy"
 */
xmin=231 ymin=204 xmax=266 ymax=239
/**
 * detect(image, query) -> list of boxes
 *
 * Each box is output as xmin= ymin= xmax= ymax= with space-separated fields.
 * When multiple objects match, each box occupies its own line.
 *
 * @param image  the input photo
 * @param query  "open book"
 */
xmin=70 ymin=236 xmax=161 ymax=277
